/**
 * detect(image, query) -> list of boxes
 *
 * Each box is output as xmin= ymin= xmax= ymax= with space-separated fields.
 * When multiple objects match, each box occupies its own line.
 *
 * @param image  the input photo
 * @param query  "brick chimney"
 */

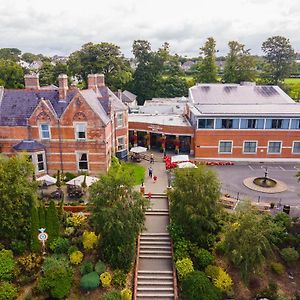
xmin=88 ymin=74 xmax=97 ymax=91
xmin=58 ymin=74 xmax=68 ymax=100
xmin=96 ymin=74 xmax=105 ymax=87
xmin=24 ymin=74 xmax=40 ymax=90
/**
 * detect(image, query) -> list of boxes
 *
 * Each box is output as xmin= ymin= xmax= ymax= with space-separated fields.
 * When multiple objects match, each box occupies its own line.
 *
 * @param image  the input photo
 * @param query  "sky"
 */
xmin=0 ymin=0 xmax=300 ymax=58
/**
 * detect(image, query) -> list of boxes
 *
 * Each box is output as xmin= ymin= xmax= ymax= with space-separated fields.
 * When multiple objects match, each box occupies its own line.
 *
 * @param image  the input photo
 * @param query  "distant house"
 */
xmin=181 ymin=60 xmax=196 ymax=72
xmin=116 ymin=90 xmax=138 ymax=109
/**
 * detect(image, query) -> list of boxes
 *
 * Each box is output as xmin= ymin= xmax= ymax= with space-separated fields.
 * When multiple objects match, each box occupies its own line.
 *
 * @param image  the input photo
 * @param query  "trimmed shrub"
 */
xmin=213 ymin=268 xmax=233 ymax=294
xmin=100 ymin=272 xmax=112 ymax=288
xmin=102 ymin=290 xmax=121 ymax=300
xmin=17 ymin=253 xmax=42 ymax=276
xmin=11 ymin=240 xmax=26 ymax=255
xmin=70 ymin=251 xmax=83 ymax=265
xmin=174 ymin=238 xmax=191 ymax=261
xmin=67 ymin=213 xmax=87 ymax=228
xmin=259 ymin=281 xmax=278 ymax=299
xmin=50 ymin=237 xmax=70 ymax=254
xmin=182 ymin=271 xmax=221 ymax=300
xmin=270 ymin=262 xmax=285 ymax=275
xmin=80 ymin=261 xmax=93 ymax=275
xmin=175 ymin=258 xmax=194 ymax=281
xmin=205 ymin=265 xmax=220 ymax=281
xmin=82 ymin=231 xmax=98 ymax=250
xmin=0 ymin=249 xmax=15 ymax=281
xmin=113 ymin=269 xmax=127 ymax=288
xmin=41 ymin=255 xmax=69 ymax=273
xmin=95 ymin=260 xmax=106 ymax=275
xmin=80 ymin=272 xmax=100 ymax=291
xmin=67 ymin=245 xmax=78 ymax=255
xmin=121 ymin=288 xmax=132 ymax=300
xmin=30 ymin=205 xmax=40 ymax=252
xmin=0 ymin=282 xmax=18 ymax=300
xmin=193 ymin=248 xmax=214 ymax=269
xmin=45 ymin=201 xmax=60 ymax=244
xmin=280 ymin=247 xmax=299 ymax=266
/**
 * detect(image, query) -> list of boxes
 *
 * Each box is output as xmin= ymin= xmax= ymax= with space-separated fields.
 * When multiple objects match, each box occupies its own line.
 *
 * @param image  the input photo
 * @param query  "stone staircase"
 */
xmin=134 ymin=195 xmax=177 ymax=300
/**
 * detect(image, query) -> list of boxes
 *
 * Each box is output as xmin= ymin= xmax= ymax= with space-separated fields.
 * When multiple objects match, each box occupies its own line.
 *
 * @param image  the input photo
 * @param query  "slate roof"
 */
xmin=13 ymin=140 xmax=45 ymax=151
xmin=0 ymin=90 xmax=76 ymax=126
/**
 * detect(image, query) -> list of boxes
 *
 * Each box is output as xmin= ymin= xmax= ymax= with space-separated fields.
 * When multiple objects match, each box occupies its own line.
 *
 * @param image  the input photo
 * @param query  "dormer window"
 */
xmin=75 ymin=123 xmax=87 ymax=140
xmin=40 ymin=124 xmax=50 ymax=140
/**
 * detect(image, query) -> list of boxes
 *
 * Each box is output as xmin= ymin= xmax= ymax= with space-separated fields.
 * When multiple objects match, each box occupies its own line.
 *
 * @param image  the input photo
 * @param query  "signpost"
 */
xmin=38 ymin=228 xmax=48 ymax=255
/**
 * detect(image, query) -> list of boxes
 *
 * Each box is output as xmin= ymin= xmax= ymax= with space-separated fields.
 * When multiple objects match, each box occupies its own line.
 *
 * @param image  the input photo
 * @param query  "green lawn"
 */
xmin=121 ymin=162 xmax=145 ymax=185
xmin=284 ymin=78 xmax=300 ymax=84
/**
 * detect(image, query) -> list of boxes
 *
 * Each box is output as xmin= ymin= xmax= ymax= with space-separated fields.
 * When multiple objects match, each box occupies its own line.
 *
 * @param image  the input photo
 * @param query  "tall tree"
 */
xmin=68 ymin=42 xmax=132 ymax=90
xmin=195 ymin=37 xmax=218 ymax=83
xmin=223 ymin=41 xmax=257 ymax=83
xmin=45 ymin=201 xmax=60 ymax=244
xmin=0 ymin=60 xmax=24 ymax=88
xmin=90 ymin=164 xmax=149 ymax=271
xmin=0 ymin=155 xmax=37 ymax=243
xmin=131 ymin=40 xmax=164 ymax=104
xmin=158 ymin=76 xmax=189 ymax=97
xmin=261 ymin=36 xmax=296 ymax=85
xmin=223 ymin=203 xmax=275 ymax=283
xmin=30 ymin=205 xmax=40 ymax=252
xmin=39 ymin=61 xmax=55 ymax=86
xmin=169 ymin=166 xmax=221 ymax=248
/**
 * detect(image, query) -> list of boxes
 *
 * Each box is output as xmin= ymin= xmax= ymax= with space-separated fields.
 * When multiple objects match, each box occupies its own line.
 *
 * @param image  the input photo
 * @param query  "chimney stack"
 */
xmin=24 ymin=74 xmax=40 ymax=90
xmin=58 ymin=74 xmax=68 ymax=100
xmin=96 ymin=74 xmax=105 ymax=87
xmin=88 ymin=74 xmax=97 ymax=91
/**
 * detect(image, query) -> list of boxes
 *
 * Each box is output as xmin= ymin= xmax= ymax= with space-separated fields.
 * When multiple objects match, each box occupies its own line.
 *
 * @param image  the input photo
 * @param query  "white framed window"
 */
xmin=40 ymin=124 xmax=50 ymax=140
xmin=268 ymin=141 xmax=282 ymax=154
xmin=77 ymin=152 xmax=89 ymax=171
xmin=292 ymin=141 xmax=300 ymax=154
xmin=117 ymin=113 xmax=124 ymax=128
xmin=117 ymin=136 xmax=125 ymax=151
xmin=75 ymin=123 xmax=87 ymax=140
xmin=219 ymin=141 xmax=233 ymax=154
xmin=243 ymin=141 xmax=257 ymax=154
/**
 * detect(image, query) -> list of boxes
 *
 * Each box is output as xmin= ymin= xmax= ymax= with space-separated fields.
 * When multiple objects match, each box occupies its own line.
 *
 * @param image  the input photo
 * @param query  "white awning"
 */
xmin=130 ymin=146 xmax=148 ymax=154
xmin=177 ymin=162 xmax=197 ymax=168
xmin=171 ymin=155 xmax=189 ymax=163
xmin=36 ymin=174 xmax=57 ymax=186
xmin=66 ymin=175 xmax=99 ymax=187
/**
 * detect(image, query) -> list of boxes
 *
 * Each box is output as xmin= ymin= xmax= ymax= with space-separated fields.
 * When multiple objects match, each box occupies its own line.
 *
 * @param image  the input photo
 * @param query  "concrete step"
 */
xmin=140 ymin=236 xmax=170 ymax=240
xmin=137 ymin=294 xmax=174 ymax=299
xmin=138 ymin=270 xmax=173 ymax=275
xmin=139 ymin=254 xmax=172 ymax=259
xmin=138 ymin=281 xmax=173 ymax=286
xmin=145 ymin=211 xmax=169 ymax=215
xmin=141 ymin=232 xmax=169 ymax=236
xmin=140 ymin=245 xmax=171 ymax=250
xmin=138 ymin=275 xmax=173 ymax=280
xmin=140 ymin=249 xmax=171 ymax=254
xmin=137 ymin=287 xmax=174 ymax=292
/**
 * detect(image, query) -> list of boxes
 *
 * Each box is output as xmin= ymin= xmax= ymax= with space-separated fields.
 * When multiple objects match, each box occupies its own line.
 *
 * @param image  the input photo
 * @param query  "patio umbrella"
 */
xmin=66 ymin=175 xmax=99 ymax=187
xmin=130 ymin=146 xmax=148 ymax=154
xmin=36 ymin=174 xmax=57 ymax=186
xmin=177 ymin=161 xmax=198 ymax=168
xmin=171 ymin=154 xmax=189 ymax=163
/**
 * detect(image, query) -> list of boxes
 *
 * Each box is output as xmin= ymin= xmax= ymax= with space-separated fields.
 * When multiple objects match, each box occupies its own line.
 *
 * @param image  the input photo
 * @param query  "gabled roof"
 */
xmin=13 ymin=140 xmax=45 ymax=151
xmin=0 ymin=90 xmax=76 ymax=126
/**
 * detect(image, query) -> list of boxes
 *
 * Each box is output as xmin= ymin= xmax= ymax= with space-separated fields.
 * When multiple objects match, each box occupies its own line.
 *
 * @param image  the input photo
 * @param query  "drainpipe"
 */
xmin=57 ymin=120 xmax=64 ymax=173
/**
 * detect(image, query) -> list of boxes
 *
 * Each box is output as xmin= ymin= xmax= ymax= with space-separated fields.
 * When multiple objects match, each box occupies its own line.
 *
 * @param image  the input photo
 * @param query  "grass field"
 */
xmin=121 ymin=162 xmax=145 ymax=185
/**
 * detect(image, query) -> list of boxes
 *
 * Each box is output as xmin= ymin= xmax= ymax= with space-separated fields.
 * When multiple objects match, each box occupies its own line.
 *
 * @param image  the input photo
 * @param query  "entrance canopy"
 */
xmin=66 ymin=175 xmax=99 ymax=187
xmin=37 ymin=174 xmax=57 ymax=186
xmin=171 ymin=155 xmax=189 ymax=163
xmin=130 ymin=146 xmax=148 ymax=154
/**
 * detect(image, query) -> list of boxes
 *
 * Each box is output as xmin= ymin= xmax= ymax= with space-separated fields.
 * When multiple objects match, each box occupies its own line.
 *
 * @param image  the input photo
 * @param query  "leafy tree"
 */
xmin=21 ymin=52 xmax=44 ymax=63
xmin=280 ymin=247 xmax=299 ymax=267
xmin=30 ymin=205 xmax=40 ymax=252
xmin=182 ymin=271 xmax=221 ymax=300
xmin=157 ymin=75 xmax=189 ymax=97
xmin=192 ymin=248 xmax=214 ymax=270
xmin=194 ymin=37 xmax=218 ymax=83
xmin=90 ymin=165 xmax=149 ymax=271
xmin=223 ymin=204 xmax=273 ymax=283
xmin=0 ymin=282 xmax=18 ymax=300
xmin=261 ymin=36 xmax=296 ymax=84
xmin=0 ymin=249 xmax=15 ymax=281
xmin=39 ymin=61 xmax=55 ymax=86
xmin=0 ymin=59 xmax=24 ymax=88
xmin=223 ymin=41 xmax=257 ymax=83
xmin=169 ymin=167 xmax=221 ymax=248
xmin=68 ymin=42 xmax=132 ymax=90
xmin=45 ymin=201 xmax=60 ymax=244
xmin=0 ymin=155 xmax=37 ymax=243
xmin=0 ymin=48 xmax=21 ymax=61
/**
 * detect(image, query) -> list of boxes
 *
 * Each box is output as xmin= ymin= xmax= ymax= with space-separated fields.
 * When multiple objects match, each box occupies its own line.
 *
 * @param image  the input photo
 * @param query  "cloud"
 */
xmin=0 ymin=0 xmax=299 ymax=57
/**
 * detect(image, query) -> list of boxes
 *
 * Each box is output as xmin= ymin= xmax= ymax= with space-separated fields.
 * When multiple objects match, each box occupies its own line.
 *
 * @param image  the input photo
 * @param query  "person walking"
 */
xmin=148 ymin=166 xmax=153 ymax=177
xmin=148 ymin=192 xmax=152 ymax=200
xmin=153 ymin=175 xmax=157 ymax=183
xmin=150 ymin=153 xmax=154 ymax=164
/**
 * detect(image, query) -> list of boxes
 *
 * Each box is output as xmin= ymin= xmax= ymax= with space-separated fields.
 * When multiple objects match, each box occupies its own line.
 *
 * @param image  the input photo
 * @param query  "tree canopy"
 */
xmin=169 ymin=166 xmax=221 ymax=248
xmin=0 ymin=48 xmax=21 ymax=62
xmin=261 ymin=36 xmax=296 ymax=85
xmin=89 ymin=161 xmax=149 ymax=270
xmin=223 ymin=41 xmax=257 ymax=83
xmin=0 ymin=59 xmax=24 ymax=88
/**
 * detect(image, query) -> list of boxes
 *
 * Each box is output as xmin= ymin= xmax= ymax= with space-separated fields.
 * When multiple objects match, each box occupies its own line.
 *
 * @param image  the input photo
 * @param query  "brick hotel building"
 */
xmin=0 ymin=74 xmax=128 ymax=176
xmin=129 ymin=83 xmax=300 ymax=162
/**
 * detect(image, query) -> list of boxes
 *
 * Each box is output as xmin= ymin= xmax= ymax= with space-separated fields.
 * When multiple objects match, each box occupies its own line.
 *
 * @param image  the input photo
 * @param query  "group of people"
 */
xmin=148 ymin=153 xmax=157 ymax=183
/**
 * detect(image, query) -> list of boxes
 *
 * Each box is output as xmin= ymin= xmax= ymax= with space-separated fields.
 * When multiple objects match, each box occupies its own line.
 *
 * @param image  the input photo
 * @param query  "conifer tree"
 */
xmin=30 ymin=205 xmax=40 ymax=252
xmin=38 ymin=204 xmax=46 ymax=228
xmin=46 ymin=201 xmax=60 ymax=244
